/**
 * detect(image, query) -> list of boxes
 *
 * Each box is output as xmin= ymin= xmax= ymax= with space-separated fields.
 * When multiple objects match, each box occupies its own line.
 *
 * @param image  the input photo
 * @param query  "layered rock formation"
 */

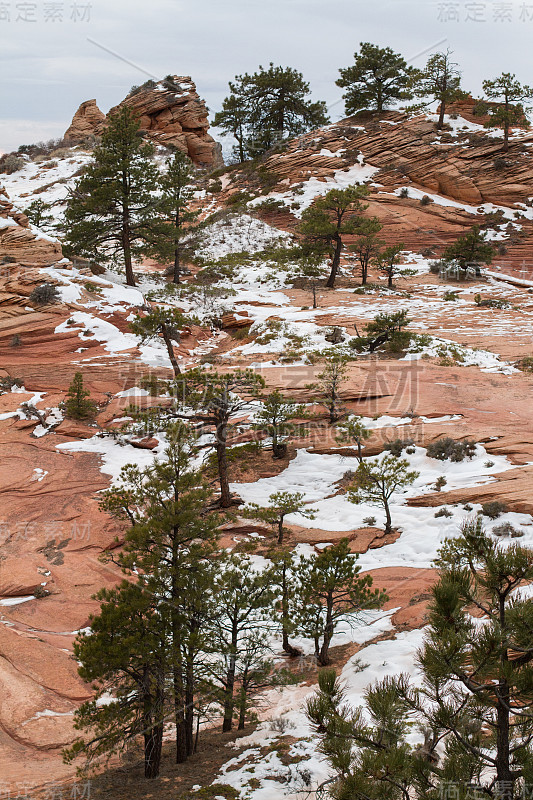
xmin=227 ymin=111 xmax=533 ymax=207
xmin=0 ymin=187 xmax=62 ymax=266
xmin=64 ymin=76 xmax=223 ymax=168
xmin=63 ymin=98 xmax=106 ymax=142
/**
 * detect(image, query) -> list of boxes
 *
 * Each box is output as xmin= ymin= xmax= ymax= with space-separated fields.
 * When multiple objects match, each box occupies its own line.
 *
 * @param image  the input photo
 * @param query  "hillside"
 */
xmin=1 ymin=105 xmax=533 ymax=798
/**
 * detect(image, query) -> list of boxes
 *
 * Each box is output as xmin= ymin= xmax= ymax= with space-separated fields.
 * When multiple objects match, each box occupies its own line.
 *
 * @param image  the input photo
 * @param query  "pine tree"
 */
xmin=64 ymin=581 xmax=168 ymax=779
xmin=99 ymin=422 xmax=221 ymax=764
xmin=300 ymin=186 xmax=370 ymax=288
xmin=294 ymin=539 xmax=387 ymax=666
xmin=335 ymin=416 xmax=371 ymax=462
xmin=213 ymin=93 xmax=249 ymax=162
xmin=148 ymin=149 xmax=200 ymax=283
xmin=130 ymin=308 xmax=190 ymax=376
xmin=23 ymin=199 xmax=55 ymax=233
xmin=483 ymin=72 xmax=533 ymax=151
xmin=307 ymin=520 xmax=533 ymax=799
xmin=215 ymin=64 xmax=329 ymax=160
xmin=414 ymin=50 xmax=468 ymax=129
xmin=337 ymin=43 xmax=419 ymax=115
xmin=347 ymin=454 xmax=419 ymax=534
xmin=309 ymin=354 xmax=349 ymax=424
xmin=349 ymin=217 xmax=384 ymax=286
xmin=376 ymin=243 xmax=415 ymax=288
xmin=306 ymin=669 xmax=424 ymax=799
xmin=172 ymin=369 xmax=265 ymax=507
xmin=242 ymin=491 xmax=316 ymax=546
xmin=64 ymin=105 xmax=160 ymax=286
xmin=295 ymin=256 xmax=325 ymax=309
xmin=253 ymin=389 xmax=307 ymax=458
xmin=442 ymin=226 xmax=494 ymax=276
xmin=209 ymin=554 xmax=276 ymax=732
xmin=64 ymin=372 xmax=97 ymax=419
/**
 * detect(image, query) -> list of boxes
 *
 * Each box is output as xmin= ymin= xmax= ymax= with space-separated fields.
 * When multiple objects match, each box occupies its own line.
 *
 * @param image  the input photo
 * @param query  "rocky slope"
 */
xmin=1 ymin=108 xmax=533 ymax=796
xmin=64 ymin=76 xmax=223 ymax=168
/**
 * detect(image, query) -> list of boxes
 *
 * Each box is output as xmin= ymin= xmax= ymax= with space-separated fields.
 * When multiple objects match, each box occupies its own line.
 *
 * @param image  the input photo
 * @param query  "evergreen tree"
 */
xmin=64 ymin=582 xmax=168 ymax=779
xmin=335 ymin=416 xmax=371 ymax=462
xmin=130 ymin=308 xmax=190 ymax=376
xmin=442 ymin=226 xmax=494 ymax=276
xmin=23 ymin=199 xmax=55 ymax=233
xmin=64 ymin=372 xmax=97 ymax=419
xmin=307 ymin=520 xmax=533 ymax=799
xmin=300 ymin=186 xmax=370 ymax=288
xmin=353 ymin=310 xmax=411 ymax=353
xmin=213 ymin=93 xmax=249 ymax=162
xmin=347 ymin=454 xmax=419 ymax=534
xmin=414 ymin=50 xmax=468 ymax=129
xmin=309 ymin=353 xmax=349 ymax=424
xmin=337 ymin=43 xmax=419 ymax=115
xmin=214 ymin=64 xmax=329 ymax=160
xmin=173 ymin=369 xmax=265 ymax=507
xmin=349 ymin=217 xmax=384 ymax=285
xmin=295 ymin=256 xmax=325 ymax=309
xmin=209 ymin=554 xmax=276 ymax=732
xmin=307 ymin=669 xmax=426 ymax=799
xmin=483 ymin=72 xmax=533 ymax=151
xmin=100 ymin=422 xmax=221 ymax=764
xmin=294 ymin=539 xmax=387 ymax=666
xmin=242 ymin=490 xmax=316 ymax=546
xmin=64 ymin=106 xmax=160 ymax=286
xmin=253 ymin=389 xmax=307 ymax=458
xmin=269 ymin=547 xmax=303 ymax=657
xmin=376 ymin=243 xmax=416 ymax=288
xmin=148 ymin=149 xmax=200 ymax=283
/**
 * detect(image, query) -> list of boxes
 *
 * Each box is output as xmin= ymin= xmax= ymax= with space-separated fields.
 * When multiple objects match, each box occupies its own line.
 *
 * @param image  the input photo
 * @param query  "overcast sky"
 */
xmin=1 ymin=0 xmax=532 ymax=153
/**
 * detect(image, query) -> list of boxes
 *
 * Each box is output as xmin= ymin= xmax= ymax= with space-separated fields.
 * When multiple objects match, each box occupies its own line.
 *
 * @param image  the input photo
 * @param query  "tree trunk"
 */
xmin=161 ymin=323 xmax=181 ymax=376
xmin=361 ymin=258 xmax=368 ymax=286
xmin=437 ymin=101 xmax=446 ymax=130
xmin=495 ymin=593 xmax=513 ymax=797
xmin=388 ymin=271 xmax=393 ymax=288
xmin=173 ymin=206 xmax=181 ymax=284
xmin=144 ymin=725 xmax=163 ymax=779
xmin=384 ymin=499 xmax=392 ymax=535
xmin=503 ymin=123 xmax=509 ymax=152
xmin=121 ymin=171 xmax=135 ymax=287
xmin=317 ymin=598 xmax=334 ymax=666
xmin=185 ymin=653 xmax=195 ymax=757
xmin=238 ymin=672 xmax=248 ymax=730
xmin=280 ymin=561 xmax=301 ymax=657
xmin=312 ymin=284 xmax=317 ymax=309
xmin=173 ymin=665 xmax=188 ymax=764
xmin=216 ymin=416 xmax=232 ymax=508
xmin=143 ymin=667 xmax=163 ymax=778
xmin=277 ymin=516 xmax=284 ymax=545
xmin=326 ymin=235 xmax=342 ymax=288
xmin=223 ymin=635 xmax=238 ymax=732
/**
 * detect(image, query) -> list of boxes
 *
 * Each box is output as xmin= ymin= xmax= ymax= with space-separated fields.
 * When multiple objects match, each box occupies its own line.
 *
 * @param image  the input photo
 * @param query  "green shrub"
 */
xmin=426 ymin=437 xmax=476 ymax=462
xmin=492 ymin=522 xmax=523 ymax=538
xmin=384 ymin=438 xmax=415 ymax=457
xmin=435 ymin=507 xmax=453 ymax=518
xmin=481 ymin=500 xmax=507 ymax=519
xmin=64 ymin=372 xmax=97 ymax=420
xmin=29 ymin=283 xmax=61 ymax=306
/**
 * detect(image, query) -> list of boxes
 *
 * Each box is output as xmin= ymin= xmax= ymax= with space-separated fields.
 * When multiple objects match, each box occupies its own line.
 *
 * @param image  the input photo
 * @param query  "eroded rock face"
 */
xmin=226 ymin=111 xmax=533 ymax=207
xmin=63 ymin=99 xmax=106 ymax=143
xmin=64 ymin=77 xmax=223 ymax=168
xmin=0 ymin=186 xmax=62 ymax=266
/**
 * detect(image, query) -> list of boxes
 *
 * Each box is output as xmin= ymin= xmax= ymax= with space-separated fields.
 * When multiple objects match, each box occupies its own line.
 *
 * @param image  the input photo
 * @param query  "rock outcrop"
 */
xmin=0 ymin=187 xmax=62 ymax=266
xmin=64 ymin=76 xmax=223 ymax=169
xmin=226 ymin=111 xmax=533 ymax=207
xmin=63 ymin=99 xmax=106 ymax=142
